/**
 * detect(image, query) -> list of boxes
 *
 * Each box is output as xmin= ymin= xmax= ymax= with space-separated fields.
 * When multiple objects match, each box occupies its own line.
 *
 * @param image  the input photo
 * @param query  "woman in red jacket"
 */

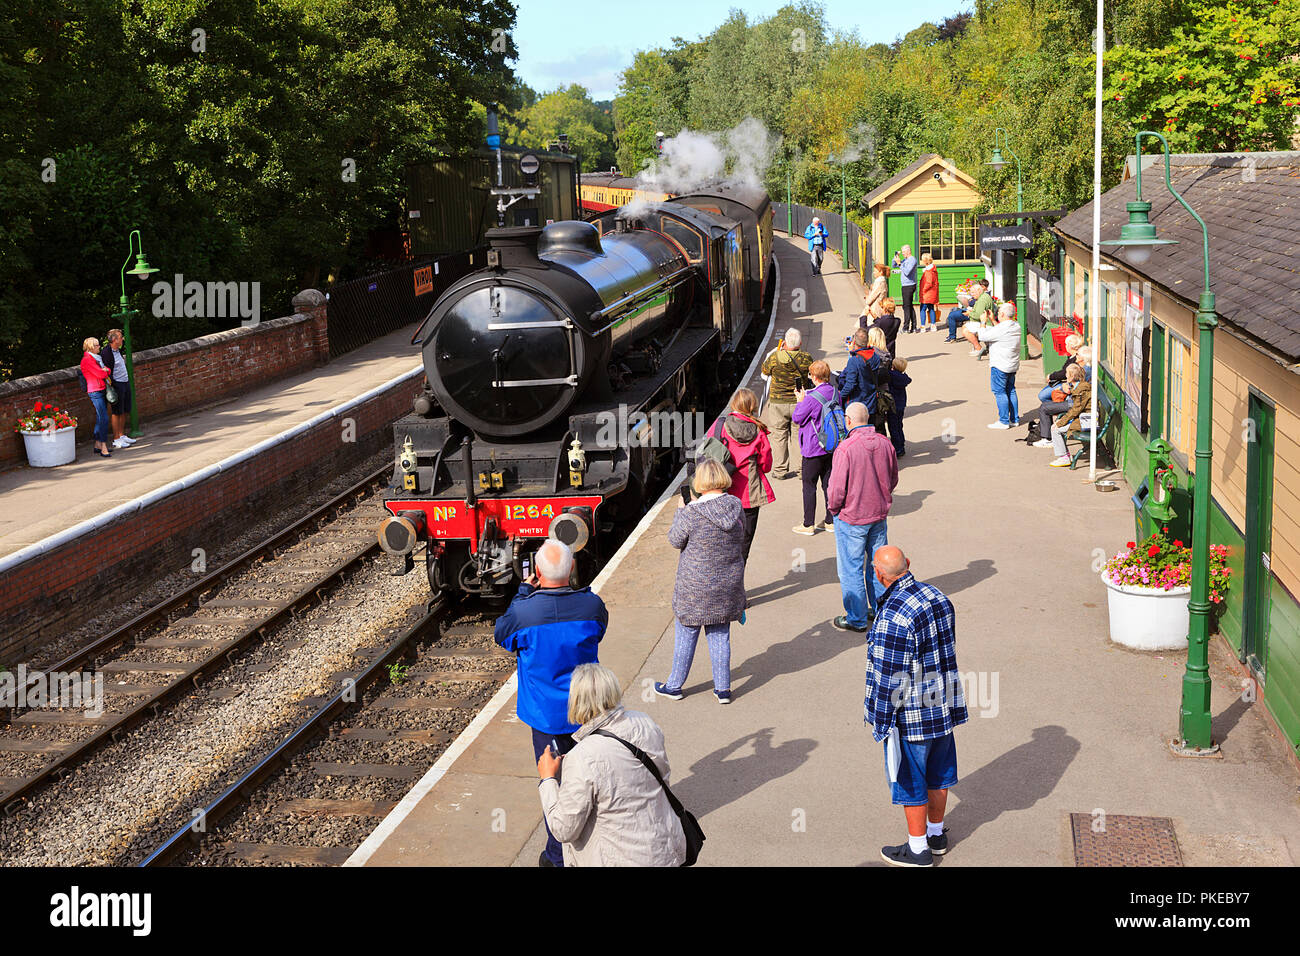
xmin=918 ymin=253 xmax=939 ymax=332
xmin=711 ymin=388 xmax=774 ymax=563
xmin=80 ymin=338 xmax=113 ymax=458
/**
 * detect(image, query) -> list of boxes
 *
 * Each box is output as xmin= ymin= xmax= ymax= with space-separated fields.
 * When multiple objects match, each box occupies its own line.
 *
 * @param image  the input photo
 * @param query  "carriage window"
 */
xmin=660 ymin=217 xmax=703 ymax=262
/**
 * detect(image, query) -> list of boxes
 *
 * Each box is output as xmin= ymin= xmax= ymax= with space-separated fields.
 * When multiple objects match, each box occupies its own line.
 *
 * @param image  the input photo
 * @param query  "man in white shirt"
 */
xmin=975 ymin=303 xmax=1022 ymax=429
xmin=102 ymin=329 xmax=137 ymax=448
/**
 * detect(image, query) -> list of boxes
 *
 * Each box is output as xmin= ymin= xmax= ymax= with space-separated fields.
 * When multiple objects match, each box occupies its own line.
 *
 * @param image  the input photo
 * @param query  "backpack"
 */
xmin=812 ymin=388 xmax=849 ymax=453
xmin=874 ymin=363 xmax=897 ymax=418
xmin=694 ymin=417 xmax=737 ymax=475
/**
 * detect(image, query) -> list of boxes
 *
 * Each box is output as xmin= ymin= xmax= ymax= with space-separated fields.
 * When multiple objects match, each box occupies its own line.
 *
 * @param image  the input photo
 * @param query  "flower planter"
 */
xmin=20 ymin=426 xmax=76 ymax=467
xmin=1101 ymin=571 xmax=1191 ymax=651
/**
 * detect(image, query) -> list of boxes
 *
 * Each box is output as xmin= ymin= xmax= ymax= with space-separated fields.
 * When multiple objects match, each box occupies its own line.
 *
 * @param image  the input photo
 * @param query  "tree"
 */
xmin=515 ymin=84 xmax=616 ymax=171
xmin=613 ymin=39 xmax=699 ymax=173
xmin=0 ymin=0 xmax=520 ymax=380
xmin=1105 ymin=0 xmax=1300 ymax=151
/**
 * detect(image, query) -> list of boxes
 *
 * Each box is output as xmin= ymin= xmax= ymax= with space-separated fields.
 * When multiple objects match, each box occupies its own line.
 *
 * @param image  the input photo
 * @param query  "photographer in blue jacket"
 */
xmin=804 ymin=217 xmax=829 ymax=276
xmin=494 ymin=538 xmax=608 ymax=867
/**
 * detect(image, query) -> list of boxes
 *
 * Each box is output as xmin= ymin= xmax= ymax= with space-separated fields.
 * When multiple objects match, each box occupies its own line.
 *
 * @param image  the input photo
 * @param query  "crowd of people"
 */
xmin=79 ymin=330 xmax=139 ymax=458
xmin=494 ymin=256 xmax=1011 ymax=867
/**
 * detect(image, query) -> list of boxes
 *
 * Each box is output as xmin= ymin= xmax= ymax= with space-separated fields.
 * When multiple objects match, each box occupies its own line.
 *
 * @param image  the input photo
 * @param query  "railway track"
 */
xmin=143 ymin=602 xmax=514 ymax=866
xmin=0 ymin=463 xmax=394 ymax=815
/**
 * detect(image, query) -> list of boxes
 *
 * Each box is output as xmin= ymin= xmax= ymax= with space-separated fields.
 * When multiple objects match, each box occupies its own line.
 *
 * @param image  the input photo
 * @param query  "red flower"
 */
xmin=1126 ymin=541 xmax=1136 ymax=549
xmin=1173 ymin=539 xmax=1184 ymax=547
xmin=1162 ymin=527 xmax=1169 ymax=532
xmin=34 ymin=402 xmax=42 ymax=412
xmin=1148 ymin=545 xmax=1161 ymax=558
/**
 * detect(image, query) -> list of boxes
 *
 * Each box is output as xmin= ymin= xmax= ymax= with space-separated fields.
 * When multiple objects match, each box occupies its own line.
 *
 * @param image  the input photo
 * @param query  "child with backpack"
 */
xmin=790 ymin=360 xmax=846 ymax=536
xmin=885 ymin=357 xmax=911 ymax=458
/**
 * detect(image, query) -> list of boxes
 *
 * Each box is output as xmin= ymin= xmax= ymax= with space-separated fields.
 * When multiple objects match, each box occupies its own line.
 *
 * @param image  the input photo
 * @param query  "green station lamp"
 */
xmin=1101 ymin=130 xmax=1219 ymax=756
xmin=985 ymin=128 xmax=1028 ymax=359
xmin=113 ymin=229 xmax=160 ymax=437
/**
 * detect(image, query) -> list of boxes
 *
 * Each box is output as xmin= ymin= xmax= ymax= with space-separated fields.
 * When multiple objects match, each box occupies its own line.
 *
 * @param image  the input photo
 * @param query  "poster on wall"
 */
xmin=1122 ymin=287 xmax=1150 ymax=431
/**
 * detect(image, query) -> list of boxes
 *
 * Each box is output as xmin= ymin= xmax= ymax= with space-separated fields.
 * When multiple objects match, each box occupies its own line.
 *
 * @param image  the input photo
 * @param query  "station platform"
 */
xmin=350 ymin=235 xmax=1300 ymax=867
xmin=0 ymin=326 xmax=421 ymax=565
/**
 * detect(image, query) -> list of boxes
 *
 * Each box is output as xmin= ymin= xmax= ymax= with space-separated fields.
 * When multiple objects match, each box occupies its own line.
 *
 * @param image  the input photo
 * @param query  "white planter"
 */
xmin=20 ymin=426 xmax=77 ymax=467
xmin=1101 ymin=571 xmax=1191 ymax=651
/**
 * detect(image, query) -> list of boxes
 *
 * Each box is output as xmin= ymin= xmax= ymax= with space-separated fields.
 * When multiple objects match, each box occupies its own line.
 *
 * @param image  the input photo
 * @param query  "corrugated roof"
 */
xmin=1053 ymin=152 xmax=1300 ymax=363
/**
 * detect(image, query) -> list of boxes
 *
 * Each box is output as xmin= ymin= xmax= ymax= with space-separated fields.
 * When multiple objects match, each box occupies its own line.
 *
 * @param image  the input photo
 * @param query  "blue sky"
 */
xmin=513 ymin=0 xmax=973 ymax=101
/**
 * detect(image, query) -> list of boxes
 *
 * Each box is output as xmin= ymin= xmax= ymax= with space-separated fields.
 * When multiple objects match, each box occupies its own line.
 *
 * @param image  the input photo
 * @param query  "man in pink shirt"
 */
xmin=828 ymin=402 xmax=898 ymax=631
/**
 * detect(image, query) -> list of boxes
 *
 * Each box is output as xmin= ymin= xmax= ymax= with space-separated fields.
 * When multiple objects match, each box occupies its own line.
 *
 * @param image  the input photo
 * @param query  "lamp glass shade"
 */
xmin=986 ymin=147 xmax=1006 ymax=170
xmin=127 ymin=253 xmax=159 ymax=278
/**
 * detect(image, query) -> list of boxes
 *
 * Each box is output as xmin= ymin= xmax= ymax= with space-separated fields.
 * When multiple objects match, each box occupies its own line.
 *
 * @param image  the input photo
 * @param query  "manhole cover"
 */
xmin=1070 ymin=813 xmax=1183 ymax=866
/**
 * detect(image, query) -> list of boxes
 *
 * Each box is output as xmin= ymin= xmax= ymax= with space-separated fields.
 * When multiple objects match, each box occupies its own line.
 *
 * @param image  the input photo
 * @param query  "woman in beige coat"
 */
xmin=851 ymin=263 xmax=891 ymax=349
xmin=537 ymin=663 xmax=687 ymax=866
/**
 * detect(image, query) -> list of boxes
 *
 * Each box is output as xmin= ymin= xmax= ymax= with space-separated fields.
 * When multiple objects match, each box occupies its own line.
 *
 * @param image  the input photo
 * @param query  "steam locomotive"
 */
xmin=377 ymin=183 xmax=773 ymax=598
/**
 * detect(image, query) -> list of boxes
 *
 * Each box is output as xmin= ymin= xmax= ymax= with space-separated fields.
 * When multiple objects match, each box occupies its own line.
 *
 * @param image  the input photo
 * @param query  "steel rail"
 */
xmin=139 ymin=597 xmax=448 ymax=866
xmin=0 ymin=464 xmax=394 ymax=814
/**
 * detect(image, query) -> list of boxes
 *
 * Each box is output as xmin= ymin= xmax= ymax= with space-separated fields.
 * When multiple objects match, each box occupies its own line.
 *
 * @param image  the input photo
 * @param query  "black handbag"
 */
xmin=593 ymin=729 xmax=705 ymax=866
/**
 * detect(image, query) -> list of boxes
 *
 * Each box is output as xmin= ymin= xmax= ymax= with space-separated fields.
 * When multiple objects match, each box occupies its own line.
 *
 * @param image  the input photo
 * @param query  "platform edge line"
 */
xmin=348 ymin=256 xmax=781 ymax=868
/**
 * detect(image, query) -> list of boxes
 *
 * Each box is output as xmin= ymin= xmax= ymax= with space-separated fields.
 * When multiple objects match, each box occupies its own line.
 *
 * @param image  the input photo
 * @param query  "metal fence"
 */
xmin=325 ymin=249 xmax=482 ymax=358
xmin=773 ymin=202 xmax=871 ymax=280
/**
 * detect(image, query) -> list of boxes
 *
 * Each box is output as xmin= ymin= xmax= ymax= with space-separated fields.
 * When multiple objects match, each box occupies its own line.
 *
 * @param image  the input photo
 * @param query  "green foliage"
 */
xmin=513 ymin=85 xmax=616 ymax=171
xmin=610 ymin=0 xmax=1296 ymax=243
xmin=1105 ymin=0 xmax=1300 ymax=151
xmin=0 ymin=0 xmax=518 ymax=380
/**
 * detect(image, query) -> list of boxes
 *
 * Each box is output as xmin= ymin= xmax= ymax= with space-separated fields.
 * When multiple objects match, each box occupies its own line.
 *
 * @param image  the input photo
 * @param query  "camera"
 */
xmin=933 ymin=172 xmax=942 ymax=181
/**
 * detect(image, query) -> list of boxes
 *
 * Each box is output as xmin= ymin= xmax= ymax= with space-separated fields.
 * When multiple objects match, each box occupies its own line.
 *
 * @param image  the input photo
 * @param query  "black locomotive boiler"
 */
xmin=378 ymin=183 xmax=773 ymax=598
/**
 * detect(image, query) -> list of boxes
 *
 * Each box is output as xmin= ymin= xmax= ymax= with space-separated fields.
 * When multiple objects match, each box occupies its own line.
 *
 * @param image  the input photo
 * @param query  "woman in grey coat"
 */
xmin=655 ymin=458 xmax=746 ymax=704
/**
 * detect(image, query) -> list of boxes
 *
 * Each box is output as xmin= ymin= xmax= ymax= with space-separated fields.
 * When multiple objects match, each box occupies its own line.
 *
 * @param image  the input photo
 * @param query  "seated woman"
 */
xmin=1033 ymin=362 xmax=1085 ymax=447
xmin=1047 ymin=361 xmax=1094 ymax=467
xmin=1038 ymin=333 xmax=1084 ymax=403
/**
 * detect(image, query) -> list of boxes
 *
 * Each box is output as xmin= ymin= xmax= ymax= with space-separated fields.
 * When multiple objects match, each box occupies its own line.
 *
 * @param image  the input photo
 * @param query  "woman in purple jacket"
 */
xmin=790 ymin=360 xmax=838 ymax=536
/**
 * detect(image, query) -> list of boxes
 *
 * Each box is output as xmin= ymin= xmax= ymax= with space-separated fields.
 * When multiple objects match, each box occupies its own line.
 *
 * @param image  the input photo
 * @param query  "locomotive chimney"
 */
xmin=486 ymin=226 xmax=544 ymax=270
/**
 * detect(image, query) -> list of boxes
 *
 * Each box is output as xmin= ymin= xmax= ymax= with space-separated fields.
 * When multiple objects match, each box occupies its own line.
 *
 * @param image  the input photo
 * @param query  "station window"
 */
xmin=918 ymin=212 xmax=977 ymax=262
xmin=1168 ymin=334 xmax=1191 ymax=455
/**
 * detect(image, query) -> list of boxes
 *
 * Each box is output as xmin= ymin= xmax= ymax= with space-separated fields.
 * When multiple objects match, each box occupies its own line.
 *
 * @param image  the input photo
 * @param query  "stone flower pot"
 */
xmin=1101 ymin=570 xmax=1191 ymax=651
xmin=20 ymin=425 xmax=77 ymax=467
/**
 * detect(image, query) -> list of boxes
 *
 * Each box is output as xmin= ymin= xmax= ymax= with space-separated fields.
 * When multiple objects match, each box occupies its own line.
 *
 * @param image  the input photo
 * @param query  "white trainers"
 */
xmin=987 ymin=422 xmax=1011 ymax=430
xmin=112 ymin=437 xmax=128 ymax=449
xmin=969 ymin=348 xmax=983 ymax=356
xmin=120 ymin=436 xmax=137 ymax=445
xmin=1032 ymin=438 xmax=1054 ymax=448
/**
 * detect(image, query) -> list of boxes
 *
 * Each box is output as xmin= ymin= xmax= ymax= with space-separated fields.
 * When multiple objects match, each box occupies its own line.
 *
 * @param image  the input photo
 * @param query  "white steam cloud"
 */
xmin=639 ymin=117 xmax=781 ymax=193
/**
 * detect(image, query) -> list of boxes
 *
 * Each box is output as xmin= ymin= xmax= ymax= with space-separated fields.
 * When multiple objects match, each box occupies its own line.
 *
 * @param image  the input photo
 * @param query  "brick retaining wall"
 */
xmin=0 ymin=294 xmax=329 ymax=471
xmin=0 ymin=369 xmax=419 ymax=664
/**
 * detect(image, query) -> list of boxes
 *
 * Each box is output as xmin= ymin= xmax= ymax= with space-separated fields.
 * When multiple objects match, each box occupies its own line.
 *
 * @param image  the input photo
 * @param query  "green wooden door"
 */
xmin=1243 ymin=391 xmax=1275 ymax=679
xmin=885 ymin=213 xmax=915 ymax=301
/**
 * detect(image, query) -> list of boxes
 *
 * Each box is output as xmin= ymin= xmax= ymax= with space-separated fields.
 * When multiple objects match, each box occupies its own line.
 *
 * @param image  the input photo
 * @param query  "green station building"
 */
xmin=1051 ymin=150 xmax=1300 ymax=765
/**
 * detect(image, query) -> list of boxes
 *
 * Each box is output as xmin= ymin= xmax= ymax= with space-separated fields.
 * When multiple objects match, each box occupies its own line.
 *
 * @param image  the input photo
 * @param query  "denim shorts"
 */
xmin=886 ymin=731 xmax=958 ymax=805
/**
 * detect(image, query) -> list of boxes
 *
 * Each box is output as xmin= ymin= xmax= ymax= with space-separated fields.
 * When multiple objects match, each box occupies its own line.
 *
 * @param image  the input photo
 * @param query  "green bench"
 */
xmin=1064 ymin=386 xmax=1117 ymax=470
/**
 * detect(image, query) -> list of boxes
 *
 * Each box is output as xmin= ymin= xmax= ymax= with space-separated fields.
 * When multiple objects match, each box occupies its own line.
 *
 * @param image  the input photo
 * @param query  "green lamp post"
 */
xmin=986 ymin=128 xmax=1028 ymax=360
xmin=786 ymin=152 xmax=793 ymax=235
xmin=1100 ymin=130 xmax=1218 ymax=755
xmin=828 ymin=153 xmax=848 ymax=270
xmin=112 ymin=229 xmax=160 ymax=438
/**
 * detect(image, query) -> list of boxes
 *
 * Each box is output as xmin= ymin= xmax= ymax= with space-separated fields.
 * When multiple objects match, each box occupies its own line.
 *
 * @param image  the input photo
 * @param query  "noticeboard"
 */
xmin=1122 ymin=287 xmax=1150 ymax=432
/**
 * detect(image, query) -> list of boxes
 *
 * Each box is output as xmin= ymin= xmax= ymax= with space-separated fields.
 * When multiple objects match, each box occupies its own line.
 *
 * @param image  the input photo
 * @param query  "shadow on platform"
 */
xmin=854 ymin=724 xmax=1080 ymax=865
xmin=672 ymin=726 xmax=818 ymax=817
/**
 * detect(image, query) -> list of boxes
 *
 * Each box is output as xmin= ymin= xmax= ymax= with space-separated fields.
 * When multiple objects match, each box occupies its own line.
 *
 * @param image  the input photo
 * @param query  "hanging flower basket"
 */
xmin=1100 ymin=529 xmax=1231 ymax=651
xmin=14 ymin=402 xmax=78 ymax=468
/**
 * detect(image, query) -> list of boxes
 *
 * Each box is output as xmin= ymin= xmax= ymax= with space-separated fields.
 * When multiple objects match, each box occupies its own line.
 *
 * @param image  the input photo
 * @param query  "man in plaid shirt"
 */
xmin=864 ymin=545 xmax=968 ymax=867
